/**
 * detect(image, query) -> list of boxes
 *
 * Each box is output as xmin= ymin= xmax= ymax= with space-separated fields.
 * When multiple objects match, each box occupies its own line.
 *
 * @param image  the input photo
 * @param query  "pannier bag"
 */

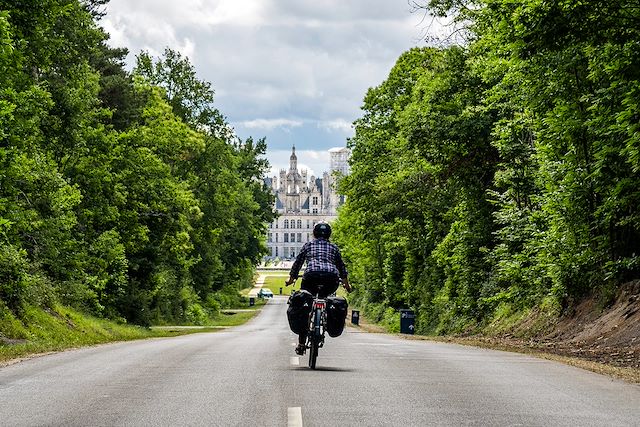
xmin=287 ymin=290 xmax=314 ymax=335
xmin=325 ymin=296 xmax=348 ymax=337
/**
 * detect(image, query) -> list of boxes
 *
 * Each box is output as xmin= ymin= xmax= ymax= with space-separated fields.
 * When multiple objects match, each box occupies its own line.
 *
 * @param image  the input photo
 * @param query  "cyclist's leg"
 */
xmin=315 ymin=272 xmax=339 ymax=298
xmin=300 ymin=273 xmax=320 ymax=295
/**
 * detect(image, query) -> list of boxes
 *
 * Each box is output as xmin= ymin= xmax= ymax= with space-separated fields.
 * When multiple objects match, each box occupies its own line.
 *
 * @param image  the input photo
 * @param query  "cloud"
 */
xmin=104 ymin=0 xmax=425 ymax=115
xmin=105 ymin=0 xmax=264 ymax=30
xmin=317 ymin=119 xmax=353 ymax=133
xmin=103 ymin=0 xmax=438 ymax=156
xmin=102 ymin=6 xmax=197 ymax=60
xmin=238 ymin=118 xmax=303 ymax=131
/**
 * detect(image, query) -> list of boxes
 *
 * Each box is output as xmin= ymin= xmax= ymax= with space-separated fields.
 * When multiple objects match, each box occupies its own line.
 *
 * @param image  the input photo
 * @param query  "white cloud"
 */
xmin=238 ymin=118 xmax=303 ymax=131
xmin=102 ymin=7 xmax=196 ymax=61
xmin=317 ymin=119 xmax=353 ymax=133
xmin=195 ymin=0 xmax=264 ymax=27
xmin=105 ymin=0 xmax=264 ymax=31
xmin=103 ymin=0 xmax=436 ymax=153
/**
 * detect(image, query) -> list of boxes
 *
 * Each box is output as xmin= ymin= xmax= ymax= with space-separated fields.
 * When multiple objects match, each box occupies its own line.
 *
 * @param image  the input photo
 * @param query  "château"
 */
xmin=264 ymin=146 xmax=350 ymax=259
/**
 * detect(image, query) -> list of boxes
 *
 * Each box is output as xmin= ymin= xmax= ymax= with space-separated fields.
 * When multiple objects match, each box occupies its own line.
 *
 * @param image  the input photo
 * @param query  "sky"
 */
xmin=102 ymin=0 xmax=441 ymax=177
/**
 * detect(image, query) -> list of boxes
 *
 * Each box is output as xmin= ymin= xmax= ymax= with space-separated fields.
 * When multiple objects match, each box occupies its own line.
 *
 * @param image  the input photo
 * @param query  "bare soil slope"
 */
xmin=471 ymin=281 xmax=640 ymax=370
xmin=540 ymin=281 xmax=640 ymax=368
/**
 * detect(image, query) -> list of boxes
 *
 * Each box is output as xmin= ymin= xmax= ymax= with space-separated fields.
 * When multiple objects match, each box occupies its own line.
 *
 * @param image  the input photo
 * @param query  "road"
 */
xmin=1 ymin=297 xmax=639 ymax=426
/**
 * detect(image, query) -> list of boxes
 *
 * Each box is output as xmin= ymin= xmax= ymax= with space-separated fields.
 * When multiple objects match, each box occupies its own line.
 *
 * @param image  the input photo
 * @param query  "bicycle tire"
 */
xmin=308 ymin=308 xmax=321 ymax=369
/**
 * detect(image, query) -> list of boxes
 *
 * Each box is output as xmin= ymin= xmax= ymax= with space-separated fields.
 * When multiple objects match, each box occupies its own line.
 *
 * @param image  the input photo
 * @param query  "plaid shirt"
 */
xmin=289 ymin=238 xmax=348 ymax=279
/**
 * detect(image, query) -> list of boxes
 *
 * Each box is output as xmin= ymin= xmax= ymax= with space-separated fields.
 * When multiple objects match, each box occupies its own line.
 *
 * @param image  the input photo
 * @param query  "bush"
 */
xmin=0 ymin=244 xmax=29 ymax=311
xmin=0 ymin=300 xmax=28 ymax=340
xmin=185 ymin=303 xmax=207 ymax=325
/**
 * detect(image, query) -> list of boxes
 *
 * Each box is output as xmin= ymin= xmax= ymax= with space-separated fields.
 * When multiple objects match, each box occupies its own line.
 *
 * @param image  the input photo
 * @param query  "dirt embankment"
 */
xmin=356 ymin=282 xmax=640 ymax=381
xmin=460 ymin=281 xmax=640 ymax=379
xmin=538 ymin=281 xmax=640 ymax=368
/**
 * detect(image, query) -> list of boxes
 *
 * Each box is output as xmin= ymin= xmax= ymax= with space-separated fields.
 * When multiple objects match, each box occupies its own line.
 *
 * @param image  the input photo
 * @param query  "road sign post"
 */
xmin=399 ymin=309 xmax=415 ymax=334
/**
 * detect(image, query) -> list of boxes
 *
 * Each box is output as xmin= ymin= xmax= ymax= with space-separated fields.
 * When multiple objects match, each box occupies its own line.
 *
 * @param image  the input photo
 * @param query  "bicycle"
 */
xmin=306 ymin=291 xmax=327 ymax=369
xmin=286 ymin=279 xmax=351 ymax=369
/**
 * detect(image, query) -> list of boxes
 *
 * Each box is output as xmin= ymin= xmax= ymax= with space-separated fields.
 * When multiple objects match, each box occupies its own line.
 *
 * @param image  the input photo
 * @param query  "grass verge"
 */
xmin=0 ymin=303 xmax=261 ymax=366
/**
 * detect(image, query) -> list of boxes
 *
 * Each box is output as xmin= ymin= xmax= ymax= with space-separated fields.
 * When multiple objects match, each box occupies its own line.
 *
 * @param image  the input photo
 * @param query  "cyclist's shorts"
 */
xmin=301 ymin=271 xmax=340 ymax=298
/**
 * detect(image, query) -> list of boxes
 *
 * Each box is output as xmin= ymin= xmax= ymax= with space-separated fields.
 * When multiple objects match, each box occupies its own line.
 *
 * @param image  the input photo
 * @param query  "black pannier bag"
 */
xmin=325 ymin=296 xmax=348 ymax=337
xmin=287 ymin=290 xmax=314 ymax=334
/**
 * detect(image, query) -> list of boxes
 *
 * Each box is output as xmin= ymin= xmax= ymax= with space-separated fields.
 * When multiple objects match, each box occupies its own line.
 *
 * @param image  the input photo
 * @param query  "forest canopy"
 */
xmin=334 ymin=0 xmax=640 ymax=334
xmin=0 ymin=0 xmax=275 ymax=326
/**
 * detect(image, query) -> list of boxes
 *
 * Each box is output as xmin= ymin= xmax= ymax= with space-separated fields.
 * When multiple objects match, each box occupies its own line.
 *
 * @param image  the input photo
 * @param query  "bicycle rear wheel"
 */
xmin=308 ymin=309 xmax=321 ymax=369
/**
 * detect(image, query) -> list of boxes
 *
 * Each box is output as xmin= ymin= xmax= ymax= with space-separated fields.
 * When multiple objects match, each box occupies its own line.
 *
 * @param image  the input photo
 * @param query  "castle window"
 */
xmin=275 ymin=247 xmax=278 ymax=256
xmin=275 ymin=233 xmax=278 ymax=242
xmin=284 ymin=233 xmax=289 ymax=243
xmin=312 ymin=208 xmax=318 ymax=214
xmin=268 ymin=233 xmax=272 ymax=242
xmin=307 ymin=220 xmax=310 ymax=229
xmin=312 ymin=196 xmax=318 ymax=205
xmin=297 ymin=220 xmax=302 ymax=228
xmin=297 ymin=233 xmax=302 ymax=242
xmin=284 ymin=219 xmax=289 ymax=229
xmin=290 ymin=233 xmax=295 ymax=242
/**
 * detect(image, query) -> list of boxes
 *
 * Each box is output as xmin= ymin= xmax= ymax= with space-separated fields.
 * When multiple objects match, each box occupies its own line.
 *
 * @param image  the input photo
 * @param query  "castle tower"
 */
xmin=289 ymin=145 xmax=298 ymax=172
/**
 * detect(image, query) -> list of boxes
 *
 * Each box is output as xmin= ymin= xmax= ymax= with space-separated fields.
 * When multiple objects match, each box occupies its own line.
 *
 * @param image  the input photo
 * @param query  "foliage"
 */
xmin=336 ymin=1 xmax=640 ymax=334
xmin=0 ymin=302 xmax=237 ymax=363
xmin=0 ymin=1 xmax=274 ymax=327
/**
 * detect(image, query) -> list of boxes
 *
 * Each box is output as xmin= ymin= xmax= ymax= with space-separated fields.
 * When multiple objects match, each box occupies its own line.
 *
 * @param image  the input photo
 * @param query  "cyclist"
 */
xmin=285 ymin=221 xmax=350 ymax=355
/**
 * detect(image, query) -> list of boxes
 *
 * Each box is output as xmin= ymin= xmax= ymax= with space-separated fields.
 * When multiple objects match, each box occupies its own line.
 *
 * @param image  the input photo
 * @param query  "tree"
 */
xmin=134 ymin=48 xmax=226 ymax=132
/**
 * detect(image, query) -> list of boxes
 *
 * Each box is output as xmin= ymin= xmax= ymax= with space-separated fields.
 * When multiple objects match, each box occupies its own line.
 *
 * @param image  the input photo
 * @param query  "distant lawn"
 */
xmin=261 ymin=274 xmax=351 ymax=298
xmin=254 ymin=271 xmax=349 ymax=297
xmin=263 ymin=275 xmax=300 ymax=296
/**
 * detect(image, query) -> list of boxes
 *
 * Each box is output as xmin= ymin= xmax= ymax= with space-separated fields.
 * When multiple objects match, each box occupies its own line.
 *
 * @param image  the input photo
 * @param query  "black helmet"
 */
xmin=313 ymin=222 xmax=332 ymax=239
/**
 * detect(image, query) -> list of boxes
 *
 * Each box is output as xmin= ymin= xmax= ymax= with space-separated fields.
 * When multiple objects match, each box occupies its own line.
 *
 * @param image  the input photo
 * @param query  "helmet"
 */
xmin=313 ymin=222 xmax=332 ymax=239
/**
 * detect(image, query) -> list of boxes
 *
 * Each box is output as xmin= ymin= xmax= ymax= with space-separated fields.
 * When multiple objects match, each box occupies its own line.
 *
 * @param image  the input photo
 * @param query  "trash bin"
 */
xmin=249 ymin=297 xmax=255 ymax=307
xmin=399 ymin=309 xmax=415 ymax=334
xmin=351 ymin=310 xmax=360 ymax=325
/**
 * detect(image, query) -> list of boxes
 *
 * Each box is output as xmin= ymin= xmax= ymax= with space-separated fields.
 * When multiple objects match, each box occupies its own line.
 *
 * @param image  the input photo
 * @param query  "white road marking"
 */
xmin=288 ymin=407 xmax=303 ymax=427
xmin=290 ymin=357 xmax=299 ymax=366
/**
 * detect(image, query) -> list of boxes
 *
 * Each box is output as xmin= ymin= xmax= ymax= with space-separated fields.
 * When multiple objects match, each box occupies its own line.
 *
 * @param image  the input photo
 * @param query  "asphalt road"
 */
xmin=1 ymin=297 xmax=639 ymax=426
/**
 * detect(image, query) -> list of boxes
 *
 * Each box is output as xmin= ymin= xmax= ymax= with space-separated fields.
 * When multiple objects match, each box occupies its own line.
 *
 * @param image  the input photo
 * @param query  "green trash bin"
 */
xmin=351 ymin=310 xmax=360 ymax=325
xmin=400 ymin=309 xmax=415 ymax=334
xmin=249 ymin=297 xmax=255 ymax=307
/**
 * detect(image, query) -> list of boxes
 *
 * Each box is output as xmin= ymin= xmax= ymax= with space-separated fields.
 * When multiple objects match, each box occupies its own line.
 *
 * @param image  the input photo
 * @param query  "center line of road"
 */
xmin=290 ymin=356 xmax=300 ymax=366
xmin=288 ymin=407 xmax=303 ymax=427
